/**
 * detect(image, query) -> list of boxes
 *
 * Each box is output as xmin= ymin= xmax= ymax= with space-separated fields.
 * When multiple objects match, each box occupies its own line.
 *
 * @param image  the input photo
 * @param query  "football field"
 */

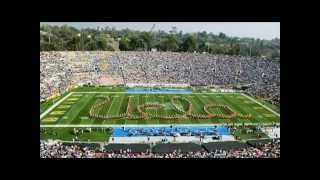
xmin=40 ymin=90 xmax=280 ymax=127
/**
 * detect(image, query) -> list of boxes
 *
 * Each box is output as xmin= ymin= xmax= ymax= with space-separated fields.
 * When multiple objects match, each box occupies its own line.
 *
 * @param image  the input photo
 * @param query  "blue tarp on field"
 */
xmin=127 ymin=88 xmax=192 ymax=94
xmin=112 ymin=126 xmax=230 ymax=137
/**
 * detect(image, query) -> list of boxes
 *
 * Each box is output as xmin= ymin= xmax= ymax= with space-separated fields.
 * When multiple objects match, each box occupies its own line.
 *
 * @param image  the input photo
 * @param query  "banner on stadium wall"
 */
xmin=47 ymin=92 xmax=61 ymax=100
xmin=126 ymin=83 xmax=190 ymax=88
xmin=210 ymin=89 xmax=237 ymax=92
xmin=68 ymin=84 xmax=78 ymax=91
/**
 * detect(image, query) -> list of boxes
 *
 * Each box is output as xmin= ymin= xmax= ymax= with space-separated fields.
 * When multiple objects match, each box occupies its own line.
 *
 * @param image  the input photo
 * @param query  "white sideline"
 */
xmin=40 ymin=123 xmax=279 ymax=128
xmin=241 ymin=93 xmax=280 ymax=117
xmin=72 ymin=92 xmax=242 ymax=94
xmin=40 ymin=92 xmax=74 ymax=119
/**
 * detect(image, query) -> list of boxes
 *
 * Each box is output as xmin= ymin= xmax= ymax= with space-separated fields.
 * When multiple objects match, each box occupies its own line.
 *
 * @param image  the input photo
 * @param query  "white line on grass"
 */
xmin=105 ymin=96 xmax=118 ymax=118
xmin=241 ymin=93 xmax=280 ymax=117
xmin=40 ymin=122 xmax=279 ymax=128
xmin=72 ymin=92 xmax=241 ymax=95
xmin=40 ymin=92 xmax=74 ymax=119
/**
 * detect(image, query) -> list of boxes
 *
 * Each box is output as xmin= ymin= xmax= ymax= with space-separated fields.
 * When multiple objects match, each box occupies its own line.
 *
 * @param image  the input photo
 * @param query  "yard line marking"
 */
xmin=264 ymin=114 xmax=275 ymax=117
xmin=66 ymin=97 xmax=80 ymax=101
xmin=57 ymin=105 xmax=72 ymax=109
xmin=241 ymin=93 xmax=280 ymax=117
xmin=42 ymin=117 xmax=59 ymax=122
xmin=102 ymin=96 xmax=118 ymax=119
xmin=72 ymin=94 xmax=83 ymax=97
xmin=49 ymin=110 xmax=66 ymax=115
xmin=40 ymin=92 xmax=74 ymax=119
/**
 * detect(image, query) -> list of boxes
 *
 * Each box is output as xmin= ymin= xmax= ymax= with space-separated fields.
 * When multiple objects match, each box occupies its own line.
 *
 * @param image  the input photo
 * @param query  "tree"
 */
xmin=119 ymin=37 xmax=131 ymax=51
xmin=196 ymin=31 xmax=208 ymax=52
xmin=218 ymin=32 xmax=227 ymax=39
xmin=271 ymin=50 xmax=280 ymax=60
xmin=233 ymin=43 xmax=241 ymax=55
xmin=86 ymin=38 xmax=97 ymax=50
xmin=67 ymin=36 xmax=80 ymax=51
xmin=169 ymin=26 xmax=178 ymax=34
xmin=129 ymin=34 xmax=139 ymax=50
xmin=227 ymin=38 xmax=241 ymax=55
xmin=141 ymin=32 xmax=152 ymax=51
xmin=94 ymin=34 xmax=114 ymax=51
xmin=164 ymin=35 xmax=179 ymax=51
xmin=181 ymin=34 xmax=197 ymax=52
xmin=39 ymin=24 xmax=280 ymax=59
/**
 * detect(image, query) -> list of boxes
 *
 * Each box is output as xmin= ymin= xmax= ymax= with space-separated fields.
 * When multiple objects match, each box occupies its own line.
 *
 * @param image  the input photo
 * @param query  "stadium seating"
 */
xmin=152 ymin=143 xmax=204 ymax=153
xmin=104 ymin=143 xmax=150 ymax=153
xmin=40 ymin=139 xmax=280 ymax=158
xmin=40 ymin=51 xmax=280 ymax=106
xmin=202 ymin=141 xmax=250 ymax=151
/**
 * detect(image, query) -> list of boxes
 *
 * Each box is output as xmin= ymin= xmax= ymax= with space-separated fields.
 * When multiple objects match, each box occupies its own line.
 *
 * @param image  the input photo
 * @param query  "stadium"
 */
xmin=40 ymin=23 xmax=280 ymax=158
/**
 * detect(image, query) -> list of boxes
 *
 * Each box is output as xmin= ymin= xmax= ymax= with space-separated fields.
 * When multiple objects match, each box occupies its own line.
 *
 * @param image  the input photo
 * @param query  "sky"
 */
xmin=40 ymin=22 xmax=280 ymax=40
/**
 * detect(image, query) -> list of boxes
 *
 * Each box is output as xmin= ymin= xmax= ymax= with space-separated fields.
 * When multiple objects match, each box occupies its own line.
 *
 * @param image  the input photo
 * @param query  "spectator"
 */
xmin=41 ymin=51 xmax=280 ymax=106
xmin=40 ymin=139 xmax=280 ymax=158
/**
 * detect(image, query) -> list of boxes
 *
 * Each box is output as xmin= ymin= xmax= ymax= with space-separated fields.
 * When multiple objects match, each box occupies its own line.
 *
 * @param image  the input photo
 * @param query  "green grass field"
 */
xmin=230 ymin=126 xmax=269 ymax=140
xmin=40 ymin=127 xmax=112 ymax=141
xmin=40 ymin=88 xmax=279 ymax=126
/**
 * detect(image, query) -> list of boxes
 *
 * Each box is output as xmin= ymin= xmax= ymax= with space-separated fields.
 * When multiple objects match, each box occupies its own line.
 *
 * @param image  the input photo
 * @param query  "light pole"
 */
xmin=77 ymin=33 xmax=81 ymax=51
xmin=48 ymin=31 xmax=51 ymax=45
xmin=206 ymin=42 xmax=210 ymax=53
xmin=250 ymin=44 xmax=252 ymax=57
xmin=87 ymin=35 xmax=91 ymax=50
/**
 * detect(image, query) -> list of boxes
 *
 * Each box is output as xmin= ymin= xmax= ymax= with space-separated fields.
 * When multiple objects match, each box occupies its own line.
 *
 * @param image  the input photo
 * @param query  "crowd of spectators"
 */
xmin=40 ymin=51 xmax=279 ymax=105
xmin=109 ymin=52 xmax=280 ymax=105
xmin=40 ymin=139 xmax=280 ymax=158
xmin=40 ymin=51 xmax=112 ymax=100
xmin=40 ymin=52 xmax=72 ymax=99
xmin=40 ymin=141 xmax=100 ymax=158
xmin=225 ymin=139 xmax=280 ymax=158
